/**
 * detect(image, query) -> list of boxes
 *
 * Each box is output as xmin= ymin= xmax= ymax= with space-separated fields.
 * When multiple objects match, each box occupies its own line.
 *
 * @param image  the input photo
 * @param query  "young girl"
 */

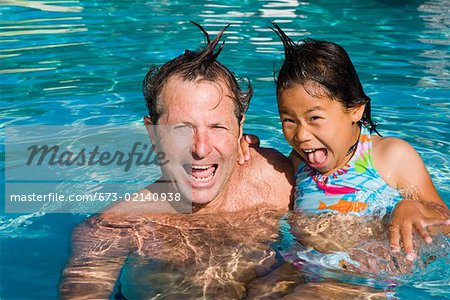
xmin=262 ymin=23 xmax=450 ymax=273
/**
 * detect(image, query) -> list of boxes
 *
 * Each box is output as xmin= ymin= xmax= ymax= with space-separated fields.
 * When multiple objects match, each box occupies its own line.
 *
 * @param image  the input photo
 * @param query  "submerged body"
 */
xmin=65 ymin=207 xmax=293 ymax=299
xmin=283 ymin=213 xmax=415 ymax=276
xmin=60 ymin=147 xmax=295 ymax=299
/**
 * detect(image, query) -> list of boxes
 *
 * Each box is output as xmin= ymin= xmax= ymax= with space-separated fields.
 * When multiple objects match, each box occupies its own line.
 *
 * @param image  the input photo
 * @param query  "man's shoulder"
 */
xmin=247 ymin=147 xmax=293 ymax=179
xmin=238 ymin=147 xmax=294 ymax=209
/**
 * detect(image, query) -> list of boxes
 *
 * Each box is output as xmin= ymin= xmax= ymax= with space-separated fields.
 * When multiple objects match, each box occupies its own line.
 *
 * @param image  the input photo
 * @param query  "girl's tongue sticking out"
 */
xmin=305 ymin=148 xmax=327 ymax=168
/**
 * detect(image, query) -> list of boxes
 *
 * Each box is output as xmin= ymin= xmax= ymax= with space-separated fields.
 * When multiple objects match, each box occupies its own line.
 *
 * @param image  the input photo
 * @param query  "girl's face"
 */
xmin=278 ymin=83 xmax=364 ymax=175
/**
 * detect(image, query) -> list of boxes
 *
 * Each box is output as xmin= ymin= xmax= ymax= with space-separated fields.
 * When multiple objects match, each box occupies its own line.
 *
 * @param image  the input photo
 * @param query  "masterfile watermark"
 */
xmin=26 ymin=142 xmax=169 ymax=172
xmin=5 ymin=125 xmax=193 ymax=213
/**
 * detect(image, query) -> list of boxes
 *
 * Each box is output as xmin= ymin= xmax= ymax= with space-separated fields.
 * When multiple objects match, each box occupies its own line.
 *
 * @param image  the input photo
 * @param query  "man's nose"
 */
xmin=192 ymin=130 xmax=212 ymax=159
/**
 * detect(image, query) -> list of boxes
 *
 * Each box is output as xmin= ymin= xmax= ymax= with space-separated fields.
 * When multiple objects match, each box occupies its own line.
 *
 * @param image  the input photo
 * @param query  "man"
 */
xmin=59 ymin=23 xmax=295 ymax=299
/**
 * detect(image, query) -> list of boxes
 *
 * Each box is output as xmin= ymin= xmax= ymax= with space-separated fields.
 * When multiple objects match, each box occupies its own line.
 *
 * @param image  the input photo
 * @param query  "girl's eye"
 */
xmin=282 ymin=118 xmax=295 ymax=123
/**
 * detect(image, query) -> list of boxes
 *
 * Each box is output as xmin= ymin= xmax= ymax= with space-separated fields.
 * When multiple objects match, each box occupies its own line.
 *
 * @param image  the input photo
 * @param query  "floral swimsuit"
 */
xmin=294 ymin=125 xmax=402 ymax=216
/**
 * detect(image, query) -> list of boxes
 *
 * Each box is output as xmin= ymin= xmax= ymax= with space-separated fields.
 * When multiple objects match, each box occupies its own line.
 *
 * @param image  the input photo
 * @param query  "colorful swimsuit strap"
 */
xmin=296 ymin=125 xmax=370 ymax=176
xmin=300 ymin=125 xmax=370 ymax=196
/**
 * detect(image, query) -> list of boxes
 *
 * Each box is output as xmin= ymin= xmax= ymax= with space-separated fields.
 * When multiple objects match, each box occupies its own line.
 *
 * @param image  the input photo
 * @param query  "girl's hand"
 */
xmin=372 ymin=137 xmax=450 ymax=260
xmin=389 ymin=199 xmax=450 ymax=260
xmin=237 ymin=134 xmax=260 ymax=165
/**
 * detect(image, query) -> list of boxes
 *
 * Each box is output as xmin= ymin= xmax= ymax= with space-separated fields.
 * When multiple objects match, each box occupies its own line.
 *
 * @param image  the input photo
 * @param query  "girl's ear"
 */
xmin=350 ymin=104 xmax=366 ymax=123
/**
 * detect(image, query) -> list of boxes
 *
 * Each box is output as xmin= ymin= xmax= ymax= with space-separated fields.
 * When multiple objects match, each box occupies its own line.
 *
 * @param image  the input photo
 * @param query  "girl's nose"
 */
xmin=295 ymin=125 xmax=312 ymax=143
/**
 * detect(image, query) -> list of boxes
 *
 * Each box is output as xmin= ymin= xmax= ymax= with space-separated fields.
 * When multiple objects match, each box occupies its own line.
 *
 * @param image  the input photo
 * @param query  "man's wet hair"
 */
xmin=143 ymin=22 xmax=252 ymax=124
xmin=271 ymin=22 xmax=379 ymax=134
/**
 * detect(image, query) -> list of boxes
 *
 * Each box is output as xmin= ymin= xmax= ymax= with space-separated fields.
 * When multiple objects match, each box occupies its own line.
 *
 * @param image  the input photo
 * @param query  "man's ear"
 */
xmin=144 ymin=115 xmax=153 ymax=125
xmin=144 ymin=115 xmax=155 ymax=140
xmin=350 ymin=104 xmax=365 ymax=123
xmin=238 ymin=115 xmax=246 ymax=140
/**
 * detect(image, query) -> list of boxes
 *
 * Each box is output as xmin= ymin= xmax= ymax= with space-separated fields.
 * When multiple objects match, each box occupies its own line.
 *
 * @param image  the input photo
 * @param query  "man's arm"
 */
xmin=59 ymin=214 xmax=136 ymax=299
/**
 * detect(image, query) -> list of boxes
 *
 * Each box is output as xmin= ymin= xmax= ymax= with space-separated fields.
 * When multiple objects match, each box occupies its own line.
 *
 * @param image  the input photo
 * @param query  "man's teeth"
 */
xmin=189 ymin=172 xmax=215 ymax=182
xmin=191 ymin=165 xmax=212 ymax=170
xmin=189 ymin=165 xmax=216 ymax=181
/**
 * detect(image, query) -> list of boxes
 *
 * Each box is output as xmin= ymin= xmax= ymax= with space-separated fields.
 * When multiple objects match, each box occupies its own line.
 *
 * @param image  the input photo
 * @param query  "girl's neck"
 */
xmin=346 ymin=125 xmax=361 ymax=156
xmin=322 ymin=124 xmax=361 ymax=177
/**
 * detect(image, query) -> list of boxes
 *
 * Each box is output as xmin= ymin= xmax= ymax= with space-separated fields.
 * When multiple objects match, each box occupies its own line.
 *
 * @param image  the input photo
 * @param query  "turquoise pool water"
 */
xmin=1 ymin=0 xmax=449 ymax=299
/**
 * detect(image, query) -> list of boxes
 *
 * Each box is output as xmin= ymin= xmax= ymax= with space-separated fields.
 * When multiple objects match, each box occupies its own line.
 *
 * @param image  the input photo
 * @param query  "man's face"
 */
xmin=153 ymin=75 xmax=242 ymax=204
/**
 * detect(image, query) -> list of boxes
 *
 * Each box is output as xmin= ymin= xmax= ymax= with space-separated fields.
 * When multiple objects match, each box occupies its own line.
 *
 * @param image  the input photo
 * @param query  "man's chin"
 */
xmin=190 ymin=190 xmax=218 ymax=206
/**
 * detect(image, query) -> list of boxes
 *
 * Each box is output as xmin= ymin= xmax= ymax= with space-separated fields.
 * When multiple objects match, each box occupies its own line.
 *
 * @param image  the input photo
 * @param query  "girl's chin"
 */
xmin=307 ymin=159 xmax=337 ymax=176
xmin=305 ymin=155 xmax=329 ymax=172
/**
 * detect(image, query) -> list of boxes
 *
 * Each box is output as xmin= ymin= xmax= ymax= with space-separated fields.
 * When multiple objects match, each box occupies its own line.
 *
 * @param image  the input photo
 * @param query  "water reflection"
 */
xmin=415 ymin=0 xmax=450 ymax=88
xmin=259 ymin=0 xmax=300 ymax=19
xmin=1 ymin=0 xmax=82 ymax=13
xmin=1 ymin=0 xmax=449 ymax=298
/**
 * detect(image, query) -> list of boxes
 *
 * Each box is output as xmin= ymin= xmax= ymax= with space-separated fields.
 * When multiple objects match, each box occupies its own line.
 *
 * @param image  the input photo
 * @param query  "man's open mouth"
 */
xmin=183 ymin=164 xmax=218 ymax=182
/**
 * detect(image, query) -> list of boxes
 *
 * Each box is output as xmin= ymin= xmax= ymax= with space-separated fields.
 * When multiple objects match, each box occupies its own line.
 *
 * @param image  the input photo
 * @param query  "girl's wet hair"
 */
xmin=271 ymin=22 xmax=380 ymax=135
xmin=143 ymin=22 xmax=252 ymax=124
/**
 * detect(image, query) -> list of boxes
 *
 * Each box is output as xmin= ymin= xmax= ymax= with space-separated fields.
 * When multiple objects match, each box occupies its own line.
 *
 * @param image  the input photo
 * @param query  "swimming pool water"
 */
xmin=1 ymin=0 xmax=449 ymax=299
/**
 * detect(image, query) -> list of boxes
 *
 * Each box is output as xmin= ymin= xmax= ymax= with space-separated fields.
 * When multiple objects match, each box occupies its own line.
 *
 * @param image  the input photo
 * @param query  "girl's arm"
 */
xmin=372 ymin=137 xmax=450 ymax=259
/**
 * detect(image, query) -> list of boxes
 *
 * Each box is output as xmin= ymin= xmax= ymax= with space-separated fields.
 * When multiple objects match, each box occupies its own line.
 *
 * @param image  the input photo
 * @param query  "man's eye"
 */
xmin=174 ymin=124 xmax=192 ymax=130
xmin=310 ymin=116 xmax=321 ymax=121
xmin=213 ymin=125 xmax=227 ymax=130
